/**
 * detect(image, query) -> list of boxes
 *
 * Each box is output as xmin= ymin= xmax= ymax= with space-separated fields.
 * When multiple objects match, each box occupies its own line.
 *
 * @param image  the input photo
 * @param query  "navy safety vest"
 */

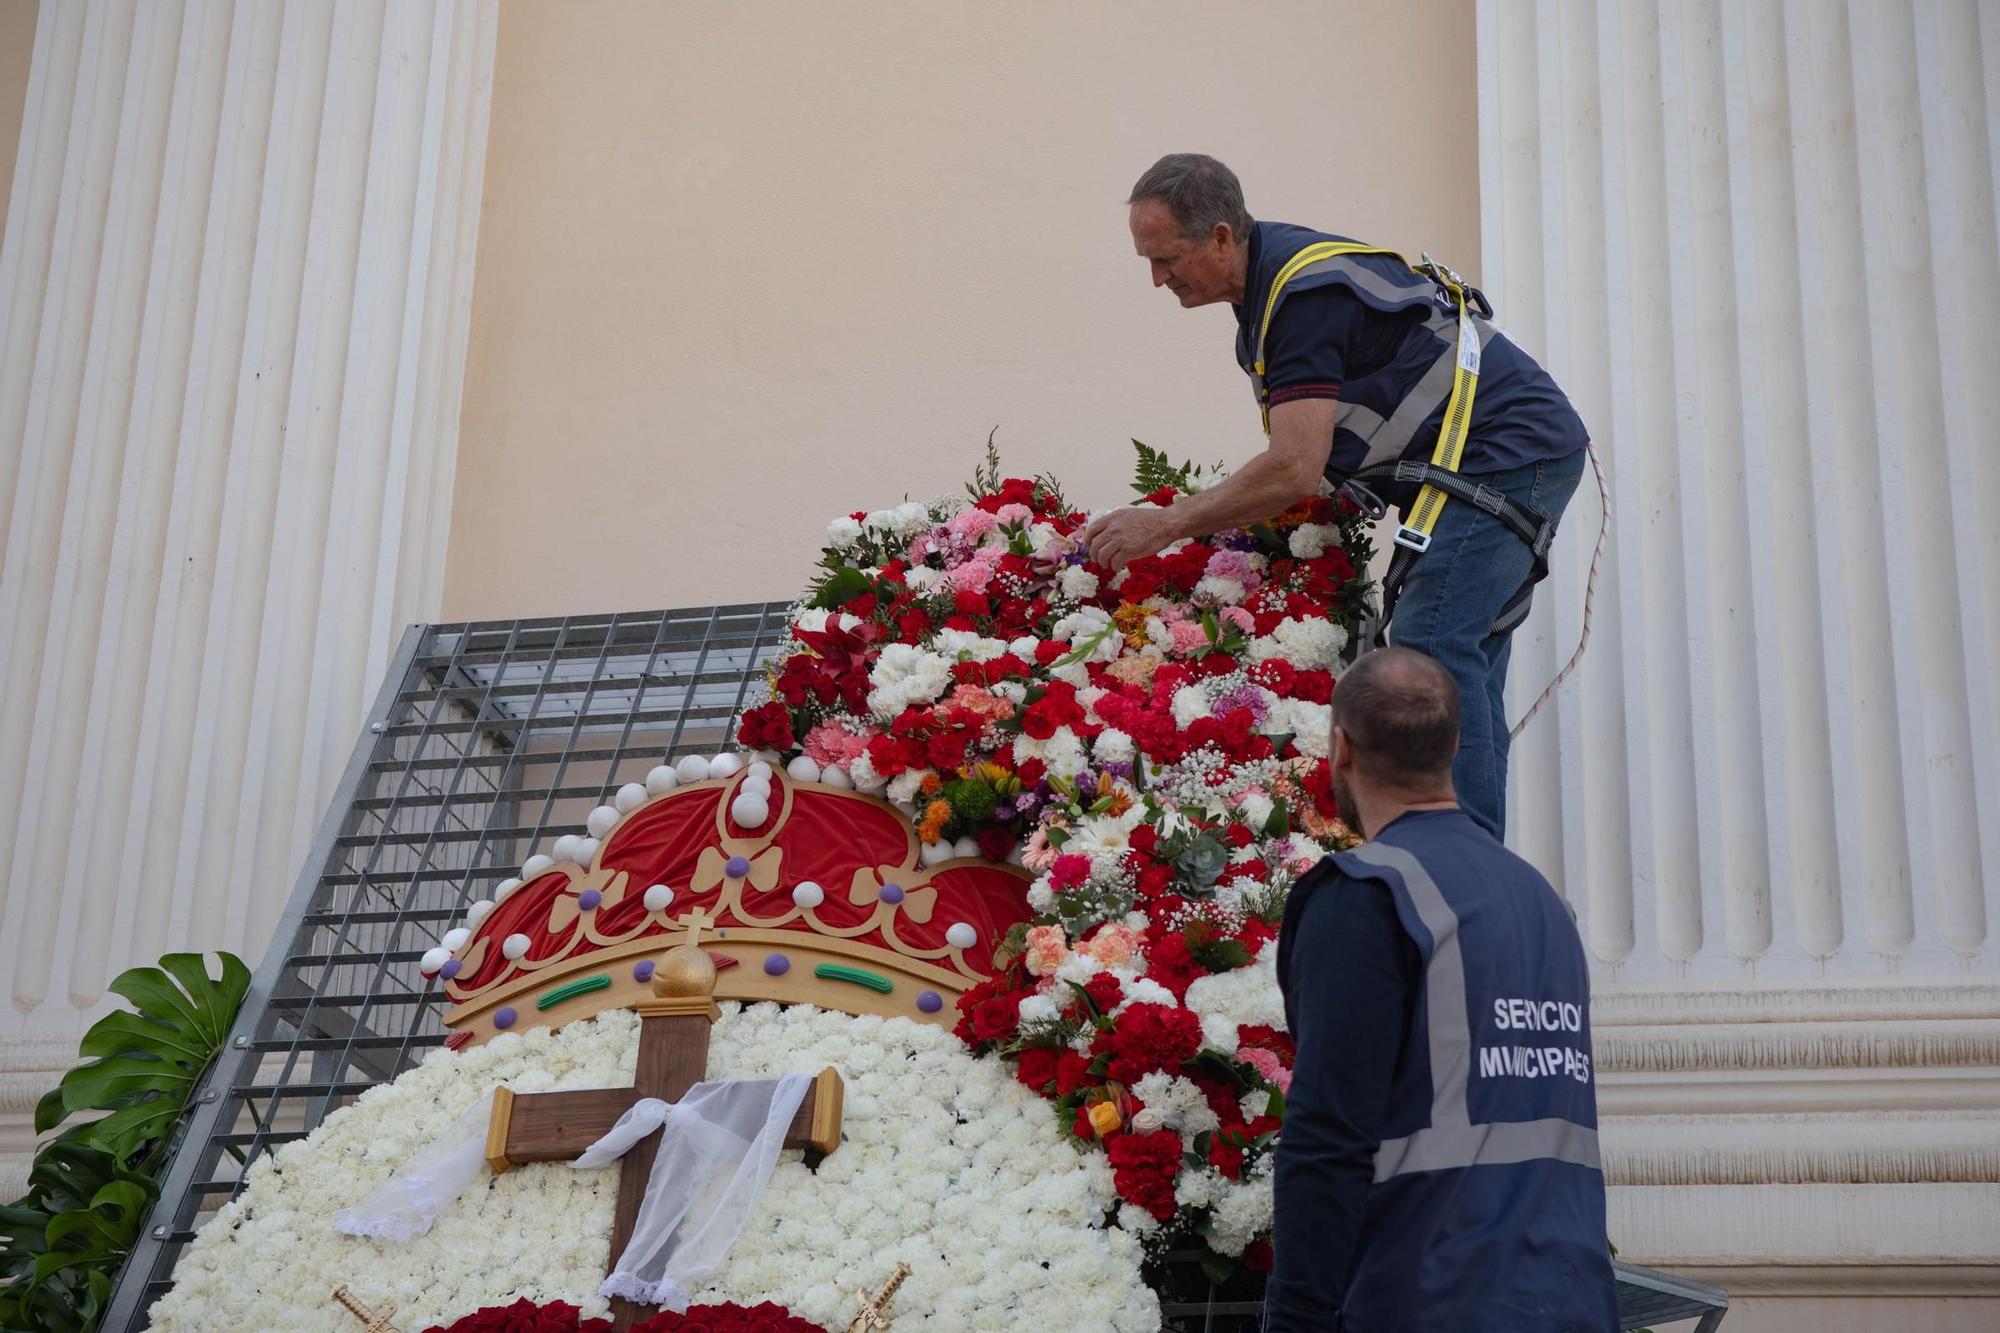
xmin=1287 ymin=809 xmax=1617 ymax=1330
xmin=1235 ymin=220 xmax=1498 ymax=481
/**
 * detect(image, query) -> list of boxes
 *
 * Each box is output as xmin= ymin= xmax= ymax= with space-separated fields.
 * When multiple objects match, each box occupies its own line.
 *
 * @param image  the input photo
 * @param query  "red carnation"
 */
xmin=1207 ymin=1135 xmax=1247 ymax=1180
xmin=1048 ymin=853 xmax=1091 ymax=890
xmin=1106 ymin=1129 xmax=1183 ymax=1220
xmin=1142 ymin=930 xmax=1203 ymax=999
xmin=1243 ymin=1240 xmax=1275 ymax=1273
xmin=1082 ymin=971 xmax=1125 ymax=1015
xmin=1054 ymin=1048 xmax=1097 ymax=1095
xmin=1128 ymin=823 xmax=1159 ymax=856
xmin=1093 ymin=1002 xmax=1202 ymax=1085
xmin=1016 ymin=1046 xmax=1061 ymax=1094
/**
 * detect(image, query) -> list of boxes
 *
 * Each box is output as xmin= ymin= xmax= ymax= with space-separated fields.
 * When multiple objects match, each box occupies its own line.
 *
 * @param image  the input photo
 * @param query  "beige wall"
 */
xmin=0 ymin=0 xmax=35 ymax=221
xmin=444 ymin=0 xmax=1478 ymax=620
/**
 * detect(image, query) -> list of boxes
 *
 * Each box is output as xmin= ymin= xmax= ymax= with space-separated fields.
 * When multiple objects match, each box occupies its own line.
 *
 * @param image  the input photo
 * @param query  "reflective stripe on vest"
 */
xmin=1342 ymin=841 xmax=1602 ymax=1183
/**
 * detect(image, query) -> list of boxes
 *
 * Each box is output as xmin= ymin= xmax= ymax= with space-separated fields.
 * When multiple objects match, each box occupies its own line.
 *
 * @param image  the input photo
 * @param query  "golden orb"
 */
xmin=652 ymin=943 xmax=718 ymax=998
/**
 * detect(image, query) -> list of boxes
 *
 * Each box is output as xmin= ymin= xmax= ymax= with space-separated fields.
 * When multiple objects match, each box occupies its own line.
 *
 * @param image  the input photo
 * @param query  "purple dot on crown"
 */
xmin=634 ymin=960 xmax=655 ymax=983
xmin=439 ymin=959 xmax=462 ymax=980
xmin=879 ymin=883 xmax=904 ymax=904
xmin=493 ymin=1007 xmax=516 ymax=1030
xmin=578 ymin=889 xmax=602 ymax=910
xmin=725 ymin=855 xmax=751 ymax=878
xmin=916 ymin=991 xmax=943 ymax=1014
xmin=764 ymin=954 xmax=790 ymax=976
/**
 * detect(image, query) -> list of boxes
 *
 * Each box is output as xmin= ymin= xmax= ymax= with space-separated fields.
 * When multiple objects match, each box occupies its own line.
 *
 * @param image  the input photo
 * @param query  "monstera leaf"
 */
xmin=34 ymin=953 xmax=249 ymax=1162
xmin=0 ymin=1143 xmax=158 ymax=1333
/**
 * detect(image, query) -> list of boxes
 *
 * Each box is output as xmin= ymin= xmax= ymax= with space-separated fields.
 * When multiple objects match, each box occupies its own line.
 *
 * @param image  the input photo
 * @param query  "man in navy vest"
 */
xmin=1082 ymin=153 xmax=1589 ymax=840
xmin=1265 ymin=646 xmax=1615 ymax=1331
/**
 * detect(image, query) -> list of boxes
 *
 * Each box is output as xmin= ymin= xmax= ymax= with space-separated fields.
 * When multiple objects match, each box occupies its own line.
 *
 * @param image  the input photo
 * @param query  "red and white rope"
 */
xmin=1509 ymin=440 xmax=1609 ymax=740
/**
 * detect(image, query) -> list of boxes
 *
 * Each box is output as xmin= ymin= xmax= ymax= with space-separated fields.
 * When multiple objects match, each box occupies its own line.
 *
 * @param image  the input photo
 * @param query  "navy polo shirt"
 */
xmin=1235 ymin=222 xmax=1590 ymax=476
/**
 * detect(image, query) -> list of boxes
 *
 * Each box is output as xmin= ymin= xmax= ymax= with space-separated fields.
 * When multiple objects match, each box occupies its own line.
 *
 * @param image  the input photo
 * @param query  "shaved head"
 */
xmin=1332 ymin=647 xmax=1460 ymax=789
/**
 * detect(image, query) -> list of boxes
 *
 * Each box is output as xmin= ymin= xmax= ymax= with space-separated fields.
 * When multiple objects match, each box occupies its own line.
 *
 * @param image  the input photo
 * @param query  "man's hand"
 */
xmin=1081 ymin=505 xmax=1181 ymax=573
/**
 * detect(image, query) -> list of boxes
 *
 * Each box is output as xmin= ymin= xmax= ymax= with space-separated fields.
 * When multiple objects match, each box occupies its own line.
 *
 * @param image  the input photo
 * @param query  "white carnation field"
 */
xmin=150 ymin=1005 xmax=1159 ymax=1333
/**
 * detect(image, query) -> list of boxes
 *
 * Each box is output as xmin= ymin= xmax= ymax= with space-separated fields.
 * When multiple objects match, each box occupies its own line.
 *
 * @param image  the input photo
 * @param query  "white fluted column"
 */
xmin=1482 ymin=0 xmax=2000 ymax=1300
xmin=0 ymin=0 xmax=496 ymax=1194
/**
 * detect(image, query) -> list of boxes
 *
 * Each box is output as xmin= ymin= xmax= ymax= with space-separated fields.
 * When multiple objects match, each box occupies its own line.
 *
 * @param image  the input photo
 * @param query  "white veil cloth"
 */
xmin=334 ymin=1073 xmax=812 ymax=1312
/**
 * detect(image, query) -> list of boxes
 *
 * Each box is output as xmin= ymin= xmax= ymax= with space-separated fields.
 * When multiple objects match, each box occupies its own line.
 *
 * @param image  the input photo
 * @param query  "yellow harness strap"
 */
xmin=1253 ymin=242 xmax=1484 ymax=555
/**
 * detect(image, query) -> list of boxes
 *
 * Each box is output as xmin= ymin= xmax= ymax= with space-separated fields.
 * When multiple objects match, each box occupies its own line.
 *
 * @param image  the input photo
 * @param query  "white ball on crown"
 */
xmin=465 ymin=900 xmax=495 ymax=927
xmin=585 ymin=805 xmax=620 ymax=838
xmin=738 ymin=776 xmax=772 ymax=801
xmin=730 ymin=793 xmax=770 ymax=829
xmin=819 ymin=765 xmax=853 ymax=790
xmin=919 ymin=840 xmax=952 ymax=868
xmin=792 ymin=881 xmax=825 ymax=909
xmin=952 ymin=835 xmax=981 ymax=860
xmin=574 ymin=837 xmax=599 ymax=864
xmin=785 ymin=755 xmax=822 ymax=783
xmin=419 ymin=947 xmax=449 ymax=974
xmin=520 ymin=854 xmax=554 ymax=880
xmin=747 ymin=760 xmax=773 ymax=780
xmin=551 ymin=835 xmax=583 ymax=864
xmin=442 ymin=927 xmax=470 ymax=952
xmin=674 ymin=754 xmax=711 ymax=783
xmin=708 ymin=752 xmax=744 ymax=779
xmin=502 ymin=933 xmax=531 ymax=960
xmin=494 ymin=876 xmax=523 ymax=901
xmin=645 ymin=765 xmax=681 ymax=795
xmin=614 ymin=782 xmax=649 ymax=813
xmin=643 ymin=883 xmax=673 ymax=912
xmin=946 ymin=921 xmax=978 ymax=949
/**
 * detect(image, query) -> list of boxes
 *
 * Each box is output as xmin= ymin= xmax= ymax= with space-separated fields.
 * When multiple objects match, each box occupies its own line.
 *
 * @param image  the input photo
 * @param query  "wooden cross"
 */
xmin=482 ymin=913 xmax=845 ymax=1331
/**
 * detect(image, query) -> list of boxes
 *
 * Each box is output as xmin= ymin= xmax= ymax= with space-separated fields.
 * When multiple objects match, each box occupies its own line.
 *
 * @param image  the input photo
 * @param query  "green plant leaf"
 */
xmin=43 ymin=953 xmax=245 ymax=1158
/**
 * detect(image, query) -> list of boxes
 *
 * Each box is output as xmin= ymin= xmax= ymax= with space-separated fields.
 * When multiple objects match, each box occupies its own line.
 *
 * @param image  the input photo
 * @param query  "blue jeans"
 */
xmin=1387 ymin=449 xmax=1585 ymax=840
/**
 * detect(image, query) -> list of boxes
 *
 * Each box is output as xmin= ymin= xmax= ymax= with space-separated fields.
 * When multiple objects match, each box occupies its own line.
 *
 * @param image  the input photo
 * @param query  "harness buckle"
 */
xmin=1532 ymin=518 xmax=1557 ymax=559
xmin=1393 ymin=459 xmax=1430 ymax=486
xmin=1471 ymin=483 xmax=1506 ymax=515
xmin=1339 ymin=478 xmax=1390 ymax=522
xmin=1393 ymin=524 xmax=1433 ymax=554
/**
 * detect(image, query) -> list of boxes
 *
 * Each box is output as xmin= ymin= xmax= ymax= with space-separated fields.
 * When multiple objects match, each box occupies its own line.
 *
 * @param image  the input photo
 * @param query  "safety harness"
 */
xmin=1250 ymin=242 xmax=1558 ymax=643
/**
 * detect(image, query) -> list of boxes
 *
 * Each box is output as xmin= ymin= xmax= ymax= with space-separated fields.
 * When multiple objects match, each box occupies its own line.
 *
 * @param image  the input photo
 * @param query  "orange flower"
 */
xmin=920 ymin=772 xmax=944 ymax=796
xmin=1104 ymin=787 xmax=1135 ymax=817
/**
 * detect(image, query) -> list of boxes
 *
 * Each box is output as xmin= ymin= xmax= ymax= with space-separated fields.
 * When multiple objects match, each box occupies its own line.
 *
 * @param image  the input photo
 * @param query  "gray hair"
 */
xmin=1128 ymin=153 xmax=1253 ymax=242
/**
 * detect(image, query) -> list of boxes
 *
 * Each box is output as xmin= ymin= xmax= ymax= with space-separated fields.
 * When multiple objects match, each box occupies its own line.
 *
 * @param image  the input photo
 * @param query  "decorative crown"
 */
xmin=438 ymin=765 xmax=1032 ymax=1046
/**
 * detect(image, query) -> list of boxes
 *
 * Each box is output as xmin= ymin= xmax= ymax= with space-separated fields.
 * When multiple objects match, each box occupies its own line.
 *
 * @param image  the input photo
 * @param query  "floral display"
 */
xmin=421 ymin=1295 xmax=827 ymax=1332
xmin=734 ymin=443 xmax=1372 ymax=1271
xmin=150 ymin=1004 xmax=1158 ymax=1332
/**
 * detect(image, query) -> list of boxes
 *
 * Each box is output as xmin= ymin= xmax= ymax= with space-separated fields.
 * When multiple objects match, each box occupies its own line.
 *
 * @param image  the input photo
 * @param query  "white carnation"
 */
xmin=1182 ymin=940 xmax=1287 ymax=1040
xmin=1092 ymin=728 xmax=1136 ymax=765
xmin=1059 ymin=565 xmax=1100 ymax=600
xmin=1287 ymin=523 xmax=1338 ymax=559
xmin=1207 ymin=1168 xmax=1276 ymax=1257
xmin=826 ymin=516 xmax=864 ymax=548
xmin=1171 ymin=685 xmax=1211 ymax=728
xmin=1247 ymin=616 xmax=1348 ymax=671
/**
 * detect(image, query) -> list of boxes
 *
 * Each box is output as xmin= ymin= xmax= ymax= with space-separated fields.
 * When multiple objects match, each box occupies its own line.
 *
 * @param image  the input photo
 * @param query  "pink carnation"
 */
xmin=803 ymin=721 xmax=873 ymax=768
xmin=1169 ymin=620 xmax=1210 ymax=655
xmin=1206 ymin=549 xmax=1256 ymax=582
xmin=1221 ymin=605 xmax=1255 ymax=632
xmin=948 ymin=508 xmax=1000 ymax=543
xmin=1025 ymin=925 xmax=1070 ymax=977
xmin=1240 ymin=1044 xmax=1292 ymax=1092
xmin=948 ymin=551 xmax=1000 ymax=592
xmin=993 ymin=502 xmax=1033 ymax=525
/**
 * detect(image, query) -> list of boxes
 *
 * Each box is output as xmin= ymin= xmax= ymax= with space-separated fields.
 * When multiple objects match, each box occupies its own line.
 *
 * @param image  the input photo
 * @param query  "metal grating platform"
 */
xmin=100 ymin=606 xmax=1725 ymax=1331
